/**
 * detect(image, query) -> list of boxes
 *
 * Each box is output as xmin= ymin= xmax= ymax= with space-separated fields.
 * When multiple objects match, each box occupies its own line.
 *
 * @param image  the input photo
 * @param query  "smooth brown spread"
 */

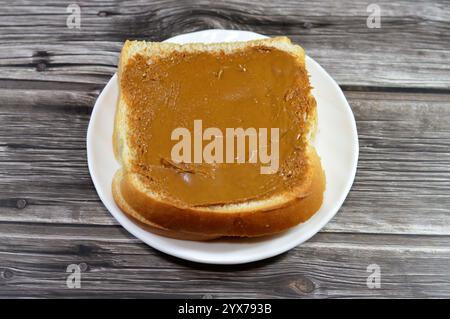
xmin=121 ymin=46 xmax=316 ymax=206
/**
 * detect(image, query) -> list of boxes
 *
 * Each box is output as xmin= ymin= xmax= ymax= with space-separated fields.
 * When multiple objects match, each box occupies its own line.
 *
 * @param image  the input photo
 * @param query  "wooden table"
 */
xmin=1 ymin=0 xmax=449 ymax=298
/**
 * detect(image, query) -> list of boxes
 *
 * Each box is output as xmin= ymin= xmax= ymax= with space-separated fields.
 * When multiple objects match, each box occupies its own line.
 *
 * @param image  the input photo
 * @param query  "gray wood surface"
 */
xmin=1 ymin=0 xmax=449 ymax=298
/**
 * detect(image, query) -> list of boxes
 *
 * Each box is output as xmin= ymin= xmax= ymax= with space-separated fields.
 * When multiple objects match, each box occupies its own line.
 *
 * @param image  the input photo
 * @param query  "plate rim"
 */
xmin=86 ymin=29 xmax=359 ymax=264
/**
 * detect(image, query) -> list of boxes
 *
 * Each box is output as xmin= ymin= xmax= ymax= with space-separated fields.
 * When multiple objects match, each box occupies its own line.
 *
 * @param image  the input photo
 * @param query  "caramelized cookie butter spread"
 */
xmin=121 ymin=46 xmax=317 ymax=207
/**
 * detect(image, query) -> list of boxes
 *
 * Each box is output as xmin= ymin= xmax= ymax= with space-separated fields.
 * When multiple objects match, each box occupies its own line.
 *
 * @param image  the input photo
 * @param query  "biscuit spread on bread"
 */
xmin=113 ymin=37 xmax=325 ymax=240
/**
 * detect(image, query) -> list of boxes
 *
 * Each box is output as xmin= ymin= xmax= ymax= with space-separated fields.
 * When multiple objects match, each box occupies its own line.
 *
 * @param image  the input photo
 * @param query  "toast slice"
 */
xmin=113 ymin=37 xmax=325 ymax=240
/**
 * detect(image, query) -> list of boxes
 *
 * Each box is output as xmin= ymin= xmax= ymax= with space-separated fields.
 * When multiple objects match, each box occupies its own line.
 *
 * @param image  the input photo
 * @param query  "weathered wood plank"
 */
xmin=1 ymin=0 xmax=450 ymax=298
xmin=0 ymin=0 xmax=449 ymax=88
xmin=1 ymin=223 xmax=450 ymax=298
xmin=1 ymin=91 xmax=449 ymax=234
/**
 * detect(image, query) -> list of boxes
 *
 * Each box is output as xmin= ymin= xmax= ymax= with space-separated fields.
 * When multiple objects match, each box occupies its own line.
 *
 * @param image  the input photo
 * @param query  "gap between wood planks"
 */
xmin=3 ymin=78 xmax=450 ymax=96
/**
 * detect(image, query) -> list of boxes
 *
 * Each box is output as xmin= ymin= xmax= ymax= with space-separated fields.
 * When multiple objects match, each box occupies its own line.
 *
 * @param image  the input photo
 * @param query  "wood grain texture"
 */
xmin=0 ymin=0 xmax=449 ymax=89
xmin=2 ymin=224 xmax=450 ymax=298
xmin=1 ymin=0 xmax=450 ymax=298
xmin=1 ymin=91 xmax=449 ymax=234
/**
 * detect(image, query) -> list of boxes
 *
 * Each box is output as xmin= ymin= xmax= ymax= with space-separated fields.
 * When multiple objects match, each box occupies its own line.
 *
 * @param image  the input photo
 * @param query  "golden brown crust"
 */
xmin=112 ymin=175 xmax=219 ymax=240
xmin=113 ymin=149 xmax=324 ymax=239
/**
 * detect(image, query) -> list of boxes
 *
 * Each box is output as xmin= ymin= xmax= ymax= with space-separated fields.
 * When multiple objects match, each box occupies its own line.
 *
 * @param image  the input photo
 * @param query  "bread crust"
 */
xmin=113 ymin=149 xmax=325 ymax=238
xmin=112 ymin=37 xmax=324 ymax=239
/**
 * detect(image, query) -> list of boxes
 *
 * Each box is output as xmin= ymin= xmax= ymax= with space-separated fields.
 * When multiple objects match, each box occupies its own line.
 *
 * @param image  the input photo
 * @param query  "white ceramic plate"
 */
xmin=87 ymin=29 xmax=358 ymax=264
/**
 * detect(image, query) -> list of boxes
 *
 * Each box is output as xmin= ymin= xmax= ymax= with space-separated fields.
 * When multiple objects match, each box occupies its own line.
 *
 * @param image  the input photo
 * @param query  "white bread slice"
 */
xmin=112 ymin=37 xmax=324 ymax=240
